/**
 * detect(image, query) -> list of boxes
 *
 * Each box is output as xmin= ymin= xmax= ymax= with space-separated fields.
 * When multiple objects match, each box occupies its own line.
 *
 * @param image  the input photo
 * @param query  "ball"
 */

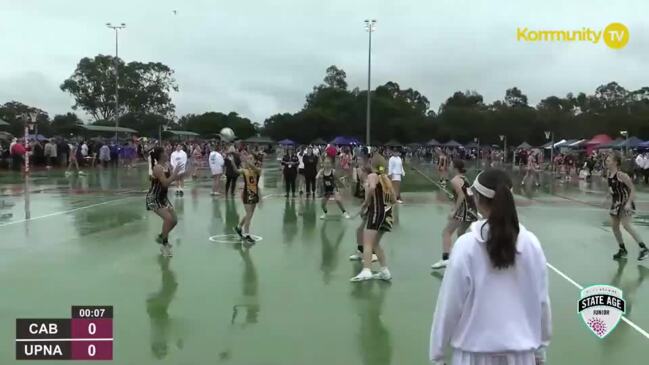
xmin=220 ymin=127 xmax=235 ymax=142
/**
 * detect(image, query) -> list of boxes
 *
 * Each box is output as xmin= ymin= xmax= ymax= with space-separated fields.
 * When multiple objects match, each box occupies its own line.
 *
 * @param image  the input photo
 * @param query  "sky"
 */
xmin=1 ymin=0 xmax=648 ymax=124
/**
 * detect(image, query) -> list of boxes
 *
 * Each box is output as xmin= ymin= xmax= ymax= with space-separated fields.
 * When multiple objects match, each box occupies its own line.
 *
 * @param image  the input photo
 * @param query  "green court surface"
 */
xmin=1 ymin=162 xmax=648 ymax=364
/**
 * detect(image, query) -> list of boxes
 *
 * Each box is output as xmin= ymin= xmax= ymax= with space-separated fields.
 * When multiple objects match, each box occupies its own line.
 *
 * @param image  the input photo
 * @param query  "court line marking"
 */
xmin=546 ymin=262 xmax=649 ymax=340
xmin=413 ymin=166 xmax=649 ymax=341
xmin=0 ymin=191 xmax=275 ymax=229
xmin=0 ymin=196 xmax=138 ymax=228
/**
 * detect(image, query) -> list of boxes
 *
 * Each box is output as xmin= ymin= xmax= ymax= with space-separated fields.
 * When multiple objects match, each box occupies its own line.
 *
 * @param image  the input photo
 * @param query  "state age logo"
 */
xmin=578 ymin=285 xmax=626 ymax=338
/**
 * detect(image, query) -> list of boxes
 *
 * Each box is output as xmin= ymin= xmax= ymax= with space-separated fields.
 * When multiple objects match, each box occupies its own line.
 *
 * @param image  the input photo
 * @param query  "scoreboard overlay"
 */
xmin=16 ymin=306 xmax=113 ymax=360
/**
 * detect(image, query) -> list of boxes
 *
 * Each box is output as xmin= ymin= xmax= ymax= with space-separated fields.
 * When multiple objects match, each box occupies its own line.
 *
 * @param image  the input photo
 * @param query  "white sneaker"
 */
xmin=431 ymin=259 xmax=448 ymax=270
xmin=349 ymin=252 xmax=362 ymax=260
xmin=373 ymin=268 xmax=392 ymax=281
xmin=343 ymin=212 xmax=351 ymax=219
xmin=78 ymin=171 xmax=86 ymax=175
xmin=320 ymin=214 xmax=327 ymax=220
xmin=397 ymin=200 xmax=403 ymax=204
xmin=210 ymin=192 xmax=220 ymax=196
xmin=350 ymin=269 xmax=373 ymax=282
xmin=349 ymin=252 xmax=378 ymax=262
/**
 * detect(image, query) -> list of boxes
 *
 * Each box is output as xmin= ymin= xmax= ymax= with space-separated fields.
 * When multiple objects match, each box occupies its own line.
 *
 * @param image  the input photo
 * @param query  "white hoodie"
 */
xmin=429 ymin=220 xmax=551 ymax=364
xmin=170 ymin=149 xmax=188 ymax=174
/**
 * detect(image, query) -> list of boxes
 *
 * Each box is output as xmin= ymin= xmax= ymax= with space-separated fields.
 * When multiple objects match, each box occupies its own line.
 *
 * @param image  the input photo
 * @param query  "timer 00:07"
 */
xmin=77 ymin=309 xmax=106 ymax=318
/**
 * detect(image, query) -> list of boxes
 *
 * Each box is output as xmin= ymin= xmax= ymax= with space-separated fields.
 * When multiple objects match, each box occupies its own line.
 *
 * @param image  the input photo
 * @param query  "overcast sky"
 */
xmin=2 ymin=0 xmax=648 ymax=123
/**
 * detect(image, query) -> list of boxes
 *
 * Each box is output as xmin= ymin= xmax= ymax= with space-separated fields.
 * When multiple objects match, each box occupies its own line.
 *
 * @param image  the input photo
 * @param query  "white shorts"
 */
xmin=391 ymin=174 xmax=402 ymax=182
xmin=210 ymin=167 xmax=223 ymax=176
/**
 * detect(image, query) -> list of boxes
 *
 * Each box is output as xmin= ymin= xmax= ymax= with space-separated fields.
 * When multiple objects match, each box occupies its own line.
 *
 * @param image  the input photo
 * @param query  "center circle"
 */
xmin=208 ymin=234 xmax=263 ymax=244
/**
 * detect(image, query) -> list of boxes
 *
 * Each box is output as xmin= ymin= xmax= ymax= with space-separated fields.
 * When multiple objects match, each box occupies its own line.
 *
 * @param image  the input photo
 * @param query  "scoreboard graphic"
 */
xmin=16 ymin=306 xmax=113 ymax=361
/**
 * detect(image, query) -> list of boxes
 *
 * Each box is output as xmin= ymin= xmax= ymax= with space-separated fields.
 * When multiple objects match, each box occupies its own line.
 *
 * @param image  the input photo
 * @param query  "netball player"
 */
xmin=349 ymin=160 xmax=378 ymax=263
xmin=350 ymin=158 xmax=396 ymax=282
xmin=430 ymin=169 xmax=551 ymax=365
xmin=147 ymin=147 xmax=182 ymax=257
xmin=234 ymin=154 xmax=261 ymax=245
xmin=317 ymin=158 xmax=351 ymax=220
xmin=65 ymin=142 xmax=83 ymax=175
xmin=606 ymin=153 xmax=649 ymax=261
xmin=432 ymin=160 xmax=478 ymax=269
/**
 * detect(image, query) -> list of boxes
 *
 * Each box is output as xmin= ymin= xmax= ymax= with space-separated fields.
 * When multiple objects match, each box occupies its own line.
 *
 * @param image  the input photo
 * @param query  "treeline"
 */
xmin=2 ymin=57 xmax=649 ymax=146
xmin=263 ymin=66 xmax=649 ymax=146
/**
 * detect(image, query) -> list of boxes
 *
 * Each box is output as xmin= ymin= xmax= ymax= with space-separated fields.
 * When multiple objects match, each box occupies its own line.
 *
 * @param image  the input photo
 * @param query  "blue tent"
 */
xmin=26 ymin=134 xmax=48 ymax=141
xmin=330 ymin=136 xmax=361 ymax=145
xmin=277 ymin=139 xmax=296 ymax=145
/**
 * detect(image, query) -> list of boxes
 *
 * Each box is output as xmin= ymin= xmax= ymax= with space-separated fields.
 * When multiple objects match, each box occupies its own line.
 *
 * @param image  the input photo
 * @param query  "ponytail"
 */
xmin=378 ymin=174 xmax=396 ymax=204
xmin=473 ymin=169 xmax=519 ymax=269
xmin=149 ymin=147 xmax=164 ymax=177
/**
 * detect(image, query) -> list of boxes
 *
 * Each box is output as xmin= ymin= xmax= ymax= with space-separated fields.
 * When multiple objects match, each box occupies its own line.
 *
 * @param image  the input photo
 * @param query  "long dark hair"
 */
xmin=149 ymin=147 xmax=164 ymax=172
xmin=473 ymin=169 xmax=519 ymax=269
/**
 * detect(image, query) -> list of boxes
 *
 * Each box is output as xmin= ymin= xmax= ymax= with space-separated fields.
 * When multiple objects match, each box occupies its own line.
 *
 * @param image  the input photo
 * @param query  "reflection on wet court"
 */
xmin=1 ymin=162 xmax=648 ymax=364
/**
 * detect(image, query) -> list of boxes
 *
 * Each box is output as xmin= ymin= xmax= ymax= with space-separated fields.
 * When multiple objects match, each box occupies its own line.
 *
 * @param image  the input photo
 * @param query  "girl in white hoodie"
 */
xmin=430 ymin=169 xmax=551 ymax=365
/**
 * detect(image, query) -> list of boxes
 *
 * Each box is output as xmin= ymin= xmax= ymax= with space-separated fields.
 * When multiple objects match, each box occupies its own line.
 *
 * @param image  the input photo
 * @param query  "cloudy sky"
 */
xmin=1 ymin=0 xmax=648 ymax=123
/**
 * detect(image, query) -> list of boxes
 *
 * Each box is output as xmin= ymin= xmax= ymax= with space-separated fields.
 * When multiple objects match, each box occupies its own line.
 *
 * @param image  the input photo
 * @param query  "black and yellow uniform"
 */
xmin=452 ymin=176 xmax=478 ymax=222
xmin=366 ymin=177 xmax=393 ymax=232
xmin=146 ymin=169 xmax=172 ymax=210
xmin=242 ymin=168 xmax=260 ymax=205
xmin=323 ymin=169 xmax=337 ymax=197
xmin=609 ymin=171 xmax=634 ymax=217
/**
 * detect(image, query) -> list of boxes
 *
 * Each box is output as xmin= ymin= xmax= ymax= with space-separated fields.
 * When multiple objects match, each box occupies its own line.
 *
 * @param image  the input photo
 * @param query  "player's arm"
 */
xmin=316 ymin=168 xmax=324 ymax=179
xmin=451 ymin=177 xmax=464 ymax=211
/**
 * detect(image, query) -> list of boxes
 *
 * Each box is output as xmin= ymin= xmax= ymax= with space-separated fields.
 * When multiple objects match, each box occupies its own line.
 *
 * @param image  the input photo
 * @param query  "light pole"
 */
xmin=499 ymin=134 xmax=507 ymax=165
xmin=364 ymin=19 xmax=376 ymax=147
xmin=106 ymin=22 xmax=126 ymax=141
xmin=20 ymin=112 xmax=37 ymax=174
xmin=545 ymin=130 xmax=554 ymax=173
xmin=620 ymin=130 xmax=629 ymax=157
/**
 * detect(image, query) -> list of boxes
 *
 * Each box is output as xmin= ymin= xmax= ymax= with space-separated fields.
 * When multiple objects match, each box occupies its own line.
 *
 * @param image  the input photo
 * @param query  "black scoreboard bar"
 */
xmin=16 ymin=306 xmax=113 ymax=361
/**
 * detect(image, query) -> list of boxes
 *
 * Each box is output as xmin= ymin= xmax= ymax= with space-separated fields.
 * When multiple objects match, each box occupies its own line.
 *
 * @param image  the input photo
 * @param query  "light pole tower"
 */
xmin=364 ymin=19 xmax=376 ymax=147
xmin=106 ymin=22 xmax=126 ymax=141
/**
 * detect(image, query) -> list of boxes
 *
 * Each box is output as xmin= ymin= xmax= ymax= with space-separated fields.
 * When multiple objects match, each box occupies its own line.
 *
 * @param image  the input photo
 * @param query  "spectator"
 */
xmin=99 ymin=143 xmax=111 ymax=168
xmin=10 ymin=138 xmax=26 ymax=171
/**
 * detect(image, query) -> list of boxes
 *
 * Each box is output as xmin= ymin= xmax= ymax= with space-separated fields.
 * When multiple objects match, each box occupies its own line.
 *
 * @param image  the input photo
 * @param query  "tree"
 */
xmin=504 ymin=87 xmax=528 ymax=107
xmin=178 ymin=112 xmax=257 ymax=139
xmin=60 ymin=55 xmax=178 ymax=121
xmin=51 ymin=113 xmax=82 ymax=136
xmin=323 ymin=65 xmax=347 ymax=90
xmin=0 ymin=101 xmax=50 ymax=136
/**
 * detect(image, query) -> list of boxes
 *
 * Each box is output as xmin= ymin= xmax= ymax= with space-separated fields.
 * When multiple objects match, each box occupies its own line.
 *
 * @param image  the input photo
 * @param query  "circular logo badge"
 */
xmin=603 ymin=23 xmax=629 ymax=49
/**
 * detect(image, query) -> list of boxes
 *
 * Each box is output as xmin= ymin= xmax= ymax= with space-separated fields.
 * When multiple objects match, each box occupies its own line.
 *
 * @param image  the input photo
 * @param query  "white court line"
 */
xmin=0 ymin=196 xmax=138 ymax=228
xmin=546 ymin=262 xmax=649 ymax=340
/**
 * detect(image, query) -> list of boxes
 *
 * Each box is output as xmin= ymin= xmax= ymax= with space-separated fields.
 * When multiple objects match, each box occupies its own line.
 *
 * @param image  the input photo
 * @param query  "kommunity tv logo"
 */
xmin=517 ymin=23 xmax=629 ymax=49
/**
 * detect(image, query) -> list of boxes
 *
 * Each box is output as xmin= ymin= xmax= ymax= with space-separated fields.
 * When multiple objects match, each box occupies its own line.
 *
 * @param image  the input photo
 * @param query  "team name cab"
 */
xmin=29 ymin=322 xmax=58 ymax=335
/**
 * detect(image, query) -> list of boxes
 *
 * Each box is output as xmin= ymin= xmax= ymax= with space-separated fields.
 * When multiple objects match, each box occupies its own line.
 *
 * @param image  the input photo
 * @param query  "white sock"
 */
xmin=360 ymin=268 xmax=372 ymax=275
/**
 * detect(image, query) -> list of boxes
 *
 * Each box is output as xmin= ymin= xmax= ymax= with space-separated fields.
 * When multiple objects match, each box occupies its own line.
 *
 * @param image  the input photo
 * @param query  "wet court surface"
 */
xmin=1 ymin=163 xmax=648 ymax=364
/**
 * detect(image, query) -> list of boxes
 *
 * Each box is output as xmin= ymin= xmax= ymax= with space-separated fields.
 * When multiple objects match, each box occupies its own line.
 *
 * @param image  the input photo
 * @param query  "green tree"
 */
xmin=60 ymin=55 xmax=178 ymax=121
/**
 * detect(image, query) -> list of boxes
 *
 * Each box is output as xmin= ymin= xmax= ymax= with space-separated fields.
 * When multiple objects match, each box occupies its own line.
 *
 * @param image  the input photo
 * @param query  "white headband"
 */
xmin=472 ymin=174 xmax=496 ymax=199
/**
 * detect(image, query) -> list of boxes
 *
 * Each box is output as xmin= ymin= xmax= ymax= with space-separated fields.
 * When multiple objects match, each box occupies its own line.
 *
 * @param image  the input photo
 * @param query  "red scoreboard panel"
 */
xmin=16 ymin=306 xmax=113 ymax=361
